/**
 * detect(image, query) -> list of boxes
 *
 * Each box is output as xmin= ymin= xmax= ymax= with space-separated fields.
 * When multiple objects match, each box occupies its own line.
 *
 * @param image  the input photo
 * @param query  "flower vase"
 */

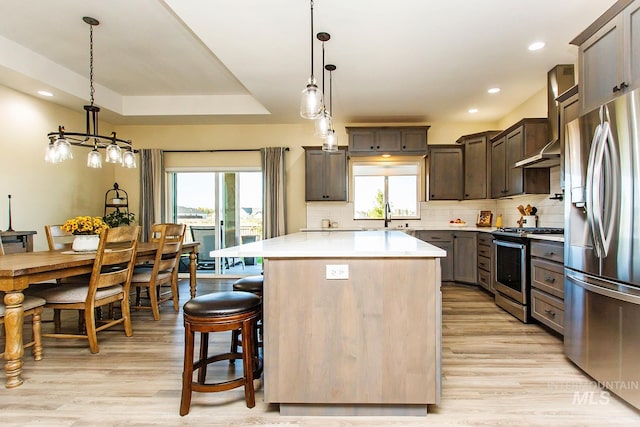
xmin=72 ymin=234 xmax=100 ymax=252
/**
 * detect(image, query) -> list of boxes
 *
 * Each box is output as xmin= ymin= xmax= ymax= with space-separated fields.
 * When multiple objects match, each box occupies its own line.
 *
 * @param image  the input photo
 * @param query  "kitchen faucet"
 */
xmin=384 ymin=202 xmax=391 ymax=228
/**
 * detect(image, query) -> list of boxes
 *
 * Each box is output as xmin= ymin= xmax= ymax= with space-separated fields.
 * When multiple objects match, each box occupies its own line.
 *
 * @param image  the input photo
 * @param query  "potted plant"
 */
xmin=103 ymin=210 xmax=136 ymax=228
xmin=61 ymin=215 xmax=109 ymax=251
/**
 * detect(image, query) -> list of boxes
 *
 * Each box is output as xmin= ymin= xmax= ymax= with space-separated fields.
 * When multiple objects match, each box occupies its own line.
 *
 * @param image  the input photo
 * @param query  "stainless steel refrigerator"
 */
xmin=564 ymin=88 xmax=640 ymax=409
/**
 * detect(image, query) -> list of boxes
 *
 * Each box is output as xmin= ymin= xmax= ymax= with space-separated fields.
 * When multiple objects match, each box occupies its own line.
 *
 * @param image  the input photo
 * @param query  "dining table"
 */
xmin=0 ymin=240 xmax=200 ymax=389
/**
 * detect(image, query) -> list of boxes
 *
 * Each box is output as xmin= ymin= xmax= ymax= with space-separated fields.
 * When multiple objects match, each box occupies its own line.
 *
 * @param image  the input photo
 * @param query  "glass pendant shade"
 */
xmin=54 ymin=137 xmax=73 ymax=161
xmin=87 ymin=148 xmax=102 ymax=168
xmin=322 ymin=129 xmax=338 ymax=152
xmin=122 ymin=149 xmax=136 ymax=168
xmin=105 ymin=142 xmax=122 ymax=163
xmin=45 ymin=142 xmax=61 ymax=163
xmin=300 ymin=81 xmax=323 ymax=119
xmin=314 ymin=109 xmax=332 ymax=138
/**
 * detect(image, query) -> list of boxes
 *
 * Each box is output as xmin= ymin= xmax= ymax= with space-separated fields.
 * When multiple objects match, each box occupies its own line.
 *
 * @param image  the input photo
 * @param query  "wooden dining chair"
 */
xmin=31 ymin=225 xmax=141 ymax=354
xmin=45 ymin=224 xmax=76 ymax=250
xmin=131 ymin=223 xmax=186 ymax=320
xmin=0 ymin=240 xmax=46 ymax=361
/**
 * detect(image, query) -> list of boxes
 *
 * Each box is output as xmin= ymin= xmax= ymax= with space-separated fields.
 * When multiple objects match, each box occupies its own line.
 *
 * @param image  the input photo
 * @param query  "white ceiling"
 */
xmin=0 ymin=0 xmax=617 ymax=126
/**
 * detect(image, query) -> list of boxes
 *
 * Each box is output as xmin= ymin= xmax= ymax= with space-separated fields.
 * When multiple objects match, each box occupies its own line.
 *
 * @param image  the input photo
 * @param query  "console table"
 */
xmin=0 ymin=230 xmax=36 ymax=253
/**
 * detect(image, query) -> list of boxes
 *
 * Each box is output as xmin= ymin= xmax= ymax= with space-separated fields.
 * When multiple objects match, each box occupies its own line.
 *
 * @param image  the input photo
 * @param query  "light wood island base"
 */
xmin=263 ymin=256 xmax=442 ymax=416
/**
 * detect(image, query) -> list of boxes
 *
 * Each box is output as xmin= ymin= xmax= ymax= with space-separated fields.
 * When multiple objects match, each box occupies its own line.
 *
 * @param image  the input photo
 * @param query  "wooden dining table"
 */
xmin=0 ymin=241 xmax=200 ymax=389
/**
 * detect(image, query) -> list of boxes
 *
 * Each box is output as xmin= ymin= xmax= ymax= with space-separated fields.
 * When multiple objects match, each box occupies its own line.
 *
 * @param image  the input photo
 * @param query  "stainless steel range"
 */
xmin=492 ymin=227 xmax=563 ymax=322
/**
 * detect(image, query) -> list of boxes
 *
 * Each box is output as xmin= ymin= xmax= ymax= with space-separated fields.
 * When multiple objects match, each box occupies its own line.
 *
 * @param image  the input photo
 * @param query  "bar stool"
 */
xmin=180 ymin=291 xmax=261 ymax=416
xmin=230 ymin=275 xmax=263 ymax=356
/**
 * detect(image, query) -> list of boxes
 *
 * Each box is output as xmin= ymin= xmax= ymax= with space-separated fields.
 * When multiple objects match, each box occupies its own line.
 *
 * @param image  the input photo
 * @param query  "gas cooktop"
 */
xmin=493 ymin=227 xmax=564 ymax=237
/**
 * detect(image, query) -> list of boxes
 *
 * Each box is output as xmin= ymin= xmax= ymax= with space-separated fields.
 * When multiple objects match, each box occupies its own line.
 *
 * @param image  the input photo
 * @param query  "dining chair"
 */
xmin=0 ymin=240 xmax=46 ymax=361
xmin=131 ymin=223 xmax=186 ymax=320
xmin=189 ymin=226 xmax=216 ymax=269
xmin=31 ymin=225 xmax=141 ymax=354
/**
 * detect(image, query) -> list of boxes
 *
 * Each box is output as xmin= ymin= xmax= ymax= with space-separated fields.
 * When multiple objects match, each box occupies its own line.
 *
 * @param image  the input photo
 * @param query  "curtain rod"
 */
xmin=163 ymin=148 xmax=289 ymax=153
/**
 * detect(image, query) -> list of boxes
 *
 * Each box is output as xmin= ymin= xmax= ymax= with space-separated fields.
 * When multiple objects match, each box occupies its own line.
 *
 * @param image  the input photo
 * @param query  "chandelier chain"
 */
xmin=89 ymin=23 xmax=95 ymax=107
xmin=310 ymin=0 xmax=314 ymax=82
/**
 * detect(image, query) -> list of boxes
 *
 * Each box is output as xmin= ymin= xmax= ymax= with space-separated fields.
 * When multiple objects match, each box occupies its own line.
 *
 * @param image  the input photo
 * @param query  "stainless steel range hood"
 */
xmin=515 ymin=64 xmax=574 ymax=168
xmin=515 ymin=138 xmax=560 ymax=168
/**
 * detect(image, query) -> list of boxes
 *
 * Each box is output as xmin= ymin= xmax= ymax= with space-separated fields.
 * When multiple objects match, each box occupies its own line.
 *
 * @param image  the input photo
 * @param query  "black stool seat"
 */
xmin=232 ymin=276 xmax=264 ymax=294
xmin=183 ymin=291 xmax=261 ymax=317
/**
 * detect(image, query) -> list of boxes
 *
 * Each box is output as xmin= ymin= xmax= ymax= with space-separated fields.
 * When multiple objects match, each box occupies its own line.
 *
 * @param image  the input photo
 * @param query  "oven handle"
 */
xmin=494 ymin=239 xmax=526 ymax=250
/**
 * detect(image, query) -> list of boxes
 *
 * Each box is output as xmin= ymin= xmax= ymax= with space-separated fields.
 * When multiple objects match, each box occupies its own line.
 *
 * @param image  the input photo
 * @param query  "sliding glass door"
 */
xmin=168 ymin=170 xmax=262 ymax=276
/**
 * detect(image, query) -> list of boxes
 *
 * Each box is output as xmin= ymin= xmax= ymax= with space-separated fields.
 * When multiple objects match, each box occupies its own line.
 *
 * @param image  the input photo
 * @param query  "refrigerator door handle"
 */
xmin=600 ymin=108 xmax=620 ymax=258
xmin=566 ymin=270 xmax=640 ymax=305
xmin=586 ymin=111 xmax=604 ymax=258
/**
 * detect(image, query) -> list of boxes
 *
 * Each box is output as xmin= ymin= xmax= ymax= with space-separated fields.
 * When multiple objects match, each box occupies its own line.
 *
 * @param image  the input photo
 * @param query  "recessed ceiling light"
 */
xmin=468 ymin=108 xmax=479 ymax=114
xmin=528 ymin=41 xmax=545 ymax=51
xmin=37 ymin=90 xmax=53 ymax=97
xmin=381 ymin=154 xmax=391 ymax=158
xmin=488 ymin=87 xmax=501 ymax=94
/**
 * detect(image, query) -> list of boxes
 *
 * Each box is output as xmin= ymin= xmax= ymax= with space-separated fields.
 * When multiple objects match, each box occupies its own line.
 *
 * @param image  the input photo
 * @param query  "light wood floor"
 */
xmin=2 ymin=280 xmax=639 ymax=426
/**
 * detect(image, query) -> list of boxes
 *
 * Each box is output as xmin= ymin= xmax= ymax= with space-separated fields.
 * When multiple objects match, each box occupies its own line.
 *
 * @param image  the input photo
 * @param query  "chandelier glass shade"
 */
xmin=45 ymin=17 xmax=136 ymax=169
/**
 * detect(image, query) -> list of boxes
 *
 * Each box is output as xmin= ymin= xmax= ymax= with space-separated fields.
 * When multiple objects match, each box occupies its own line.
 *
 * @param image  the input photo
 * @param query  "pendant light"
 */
xmin=314 ymin=32 xmax=332 ymax=138
xmin=300 ymin=0 xmax=323 ymax=119
xmin=45 ymin=17 xmax=136 ymax=168
xmin=322 ymin=64 xmax=338 ymax=152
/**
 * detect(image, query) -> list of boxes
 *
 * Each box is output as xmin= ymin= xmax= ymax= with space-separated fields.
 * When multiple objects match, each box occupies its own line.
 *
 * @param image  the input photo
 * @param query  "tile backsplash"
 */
xmin=306 ymin=167 xmax=564 ymax=229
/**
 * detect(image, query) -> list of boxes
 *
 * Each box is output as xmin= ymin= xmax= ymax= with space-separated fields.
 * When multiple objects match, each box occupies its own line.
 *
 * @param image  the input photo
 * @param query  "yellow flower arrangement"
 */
xmin=61 ymin=216 xmax=109 ymax=235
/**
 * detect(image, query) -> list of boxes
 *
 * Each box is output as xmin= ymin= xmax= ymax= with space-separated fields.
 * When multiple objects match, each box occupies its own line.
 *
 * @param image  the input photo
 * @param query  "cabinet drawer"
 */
xmin=531 ymin=258 xmax=564 ymax=298
xmin=417 ymin=231 xmax=453 ymax=242
xmin=530 ymin=240 xmax=563 ymax=263
xmin=477 ymin=255 xmax=492 ymax=272
xmin=478 ymin=268 xmax=492 ymax=292
xmin=531 ymin=289 xmax=564 ymax=335
xmin=477 ymin=233 xmax=493 ymax=246
xmin=477 ymin=244 xmax=492 ymax=258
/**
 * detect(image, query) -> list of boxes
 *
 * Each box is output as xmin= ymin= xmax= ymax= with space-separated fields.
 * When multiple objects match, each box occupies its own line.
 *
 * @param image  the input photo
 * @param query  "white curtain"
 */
xmin=139 ymin=149 xmax=164 ymax=242
xmin=261 ymin=147 xmax=287 ymax=238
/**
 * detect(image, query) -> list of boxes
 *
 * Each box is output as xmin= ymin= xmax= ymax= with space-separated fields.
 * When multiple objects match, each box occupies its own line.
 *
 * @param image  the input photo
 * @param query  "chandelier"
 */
xmin=314 ymin=32 xmax=332 ymax=138
xmin=45 ymin=17 xmax=136 ymax=169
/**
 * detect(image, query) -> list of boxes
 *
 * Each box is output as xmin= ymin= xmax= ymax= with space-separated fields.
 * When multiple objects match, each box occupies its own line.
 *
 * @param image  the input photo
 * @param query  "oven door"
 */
xmin=494 ymin=239 xmax=527 ymax=304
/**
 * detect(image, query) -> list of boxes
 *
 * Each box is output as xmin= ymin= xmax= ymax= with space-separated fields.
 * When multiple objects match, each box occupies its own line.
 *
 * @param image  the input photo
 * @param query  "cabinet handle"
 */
xmin=544 ymin=276 xmax=556 ymax=283
xmin=430 ymin=194 xmax=435 ymax=198
xmin=370 ymin=146 xmax=374 ymax=150
xmin=545 ymin=252 xmax=556 ymax=257
xmin=544 ymin=308 xmax=556 ymax=317
xmin=613 ymin=82 xmax=629 ymax=93
xmin=402 ymin=145 xmax=406 ymax=149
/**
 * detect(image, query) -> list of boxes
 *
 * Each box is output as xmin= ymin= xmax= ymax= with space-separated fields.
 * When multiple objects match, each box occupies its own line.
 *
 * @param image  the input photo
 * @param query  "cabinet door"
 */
xmin=428 ymin=146 xmax=463 ymax=200
xmin=579 ymin=17 xmax=624 ymax=113
xmin=453 ymin=232 xmax=477 ymax=283
xmin=323 ymin=150 xmax=347 ymax=201
xmin=626 ymin=0 xmax=640 ymax=94
xmin=463 ymin=136 xmax=488 ymax=199
xmin=505 ymin=127 xmax=524 ymax=196
xmin=305 ymin=149 xmax=327 ymax=201
xmin=401 ymin=129 xmax=428 ymax=152
xmin=375 ymin=129 xmax=402 ymax=152
xmin=349 ymin=129 xmax=376 ymax=152
xmin=490 ymin=136 xmax=506 ymax=198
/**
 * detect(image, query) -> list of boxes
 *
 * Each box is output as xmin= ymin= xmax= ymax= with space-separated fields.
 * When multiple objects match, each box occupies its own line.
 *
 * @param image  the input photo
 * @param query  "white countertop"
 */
xmin=301 ymin=226 xmax=497 ymax=233
xmin=210 ymin=230 xmax=446 ymax=258
xmin=525 ymin=233 xmax=564 ymax=243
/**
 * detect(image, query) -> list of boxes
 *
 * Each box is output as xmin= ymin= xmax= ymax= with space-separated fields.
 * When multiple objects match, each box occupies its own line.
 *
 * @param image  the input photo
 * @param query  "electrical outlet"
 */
xmin=326 ymin=264 xmax=349 ymax=280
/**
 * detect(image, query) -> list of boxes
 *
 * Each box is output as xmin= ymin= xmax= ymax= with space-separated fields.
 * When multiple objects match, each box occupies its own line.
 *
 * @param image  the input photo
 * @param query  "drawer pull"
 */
xmin=544 ymin=308 xmax=556 ymax=317
xmin=544 ymin=276 xmax=556 ymax=283
xmin=545 ymin=252 xmax=557 ymax=257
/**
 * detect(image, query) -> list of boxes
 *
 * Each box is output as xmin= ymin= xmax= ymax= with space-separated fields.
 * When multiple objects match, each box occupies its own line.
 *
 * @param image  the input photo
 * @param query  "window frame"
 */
xmin=350 ymin=158 xmax=423 ymax=221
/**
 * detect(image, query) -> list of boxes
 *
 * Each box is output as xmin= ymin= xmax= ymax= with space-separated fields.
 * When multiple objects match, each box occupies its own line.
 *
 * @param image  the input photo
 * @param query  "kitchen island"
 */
xmin=211 ymin=230 xmax=446 ymax=416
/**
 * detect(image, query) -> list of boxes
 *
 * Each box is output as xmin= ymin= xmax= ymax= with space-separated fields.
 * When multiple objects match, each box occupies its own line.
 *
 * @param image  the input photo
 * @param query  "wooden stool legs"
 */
xmin=180 ymin=308 xmax=261 ymax=416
